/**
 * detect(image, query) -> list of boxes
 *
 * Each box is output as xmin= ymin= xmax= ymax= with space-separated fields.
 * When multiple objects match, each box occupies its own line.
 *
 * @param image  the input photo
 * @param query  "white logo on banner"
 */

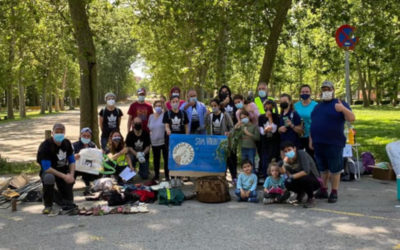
xmin=172 ymin=142 xmax=194 ymax=166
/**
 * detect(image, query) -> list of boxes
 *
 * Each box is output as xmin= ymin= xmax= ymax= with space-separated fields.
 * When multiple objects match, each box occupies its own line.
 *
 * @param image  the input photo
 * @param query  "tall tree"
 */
xmin=67 ymin=0 xmax=99 ymax=145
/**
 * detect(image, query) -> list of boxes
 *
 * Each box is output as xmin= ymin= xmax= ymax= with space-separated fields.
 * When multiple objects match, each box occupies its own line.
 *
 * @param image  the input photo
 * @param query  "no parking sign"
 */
xmin=335 ymin=24 xmax=359 ymax=50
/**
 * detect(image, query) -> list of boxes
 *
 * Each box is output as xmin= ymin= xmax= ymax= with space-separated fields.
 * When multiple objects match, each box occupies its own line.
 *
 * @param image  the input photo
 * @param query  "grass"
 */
xmin=0 ymin=156 xmax=39 ymax=175
xmin=0 ymin=109 xmax=65 ymax=124
xmin=352 ymin=105 xmax=400 ymax=162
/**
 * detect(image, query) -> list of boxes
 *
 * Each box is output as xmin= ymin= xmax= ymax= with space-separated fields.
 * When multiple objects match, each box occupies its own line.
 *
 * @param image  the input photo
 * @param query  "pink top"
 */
xmin=236 ymin=102 xmax=260 ymax=125
xmin=165 ymin=100 xmax=185 ymax=110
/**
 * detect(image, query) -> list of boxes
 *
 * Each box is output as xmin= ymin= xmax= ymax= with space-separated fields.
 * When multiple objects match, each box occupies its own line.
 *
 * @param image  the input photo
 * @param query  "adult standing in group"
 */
xmin=181 ymin=89 xmax=207 ymax=134
xmin=164 ymin=95 xmax=189 ymax=135
xmin=148 ymin=100 xmax=169 ymax=181
xmin=294 ymin=85 xmax=318 ymax=155
xmin=73 ymin=127 xmax=98 ymax=195
xmin=126 ymin=117 xmax=151 ymax=180
xmin=37 ymin=123 xmax=76 ymax=214
xmin=310 ymin=81 xmax=355 ymax=203
xmin=254 ymin=82 xmax=278 ymax=115
xmin=278 ymin=93 xmax=303 ymax=148
xmin=218 ymin=85 xmax=238 ymax=183
xmin=218 ymin=85 xmax=237 ymax=124
xmin=99 ymin=92 xmax=123 ymax=151
xmin=165 ymin=86 xmax=185 ymax=110
xmin=127 ymin=88 xmax=153 ymax=133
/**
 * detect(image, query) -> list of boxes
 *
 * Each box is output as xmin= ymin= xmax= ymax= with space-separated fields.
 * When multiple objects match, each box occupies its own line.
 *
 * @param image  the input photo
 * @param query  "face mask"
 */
xmin=241 ymin=117 xmax=249 ymax=124
xmin=235 ymin=102 xmax=243 ymax=109
xmin=172 ymin=103 xmax=179 ymax=110
xmin=285 ymin=150 xmax=295 ymax=159
xmin=155 ymin=107 xmax=162 ymax=114
xmin=53 ymin=133 xmax=64 ymax=143
xmin=280 ymin=102 xmax=289 ymax=109
xmin=81 ymin=137 xmax=91 ymax=144
xmin=220 ymin=92 xmax=228 ymax=99
xmin=321 ymin=91 xmax=333 ymax=101
xmin=134 ymin=123 xmax=142 ymax=130
xmin=112 ymin=136 xmax=122 ymax=142
xmin=172 ymin=92 xmax=180 ymax=97
xmin=300 ymin=94 xmax=310 ymax=100
xmin=107 ymin=99 xmax=115 ymax=106
xmin=138 ymin=96 xmax=145 ymax=102
xmin=212 ymin=107 xmax=219 ymax=113
xmin=190 ymin=97 xmax=197 ymax=103
xmin=258 ymin=90 xmax=267 ymax=98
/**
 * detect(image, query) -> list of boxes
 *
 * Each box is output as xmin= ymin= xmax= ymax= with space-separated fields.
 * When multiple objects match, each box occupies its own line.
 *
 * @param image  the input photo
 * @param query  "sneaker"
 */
xmin=263 ymin=198 xmax=274 ymax=205
xmin=315 ymin=189 xmax=328 ymax=199
xmin=42 ymin=206 xmax=52 ymax=214
xmin=295 ymin=192 xmax=306 ymax=203
xmin=278 ymin=191 xmax=291 ymax=203
xmin=303 ymin=198 xmax=316 ymax=208
xmin=328 ymin=192 xmax=338 ymax=203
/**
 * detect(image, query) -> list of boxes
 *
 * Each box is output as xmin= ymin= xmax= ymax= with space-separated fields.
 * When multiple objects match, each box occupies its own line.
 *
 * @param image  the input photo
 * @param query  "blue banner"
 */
xmin=168 ymin=134 xmax=227 ymax=176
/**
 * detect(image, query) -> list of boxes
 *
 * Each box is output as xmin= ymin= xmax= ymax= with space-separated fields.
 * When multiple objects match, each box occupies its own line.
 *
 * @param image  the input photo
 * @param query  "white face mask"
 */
xmin=107 ymin=99 xmax=115 ymax=106
xmin=321 ymin=91 xmax=333 ymax=101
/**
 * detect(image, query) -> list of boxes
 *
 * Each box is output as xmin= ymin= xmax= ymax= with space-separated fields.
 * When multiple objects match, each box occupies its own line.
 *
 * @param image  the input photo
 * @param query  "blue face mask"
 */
xmin=81 ymin=137 xmax=91 ymax=144
xmin=235 ymin=102 xmax=243 ymax=109
xmin=241 ymin=117 xmax=249 ymax=124
xmin=300 ymin=94 xmax=310 ymax=100
xmin=190 ymin=97 xmax=197 ymax=103
xmin=285 ymin=150 xmax=296 ymax=159
xmin=155 ymin=107 xmax=162 ymax=114
xmin=54 ymin=133 xmax=64 ymax=143
xmin=138 ymin=95 xmax=145 ymax=102
xmin=258 ymin=90 xmax=267 ymax=98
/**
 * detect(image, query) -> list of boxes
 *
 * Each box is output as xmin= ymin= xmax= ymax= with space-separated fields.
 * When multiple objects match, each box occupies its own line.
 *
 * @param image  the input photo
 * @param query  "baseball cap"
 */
xmin=52 ymin=123 xmax=65 ymax=131
xmin=321 ymin=80 xmax=334 ymax=89
xmin=137 ymin=88 xmax=146 ymax=95
xmin=80 ymin=127 xmax=92 ymax=134
xmin=104 ymin=92 xmax=116 ymax=101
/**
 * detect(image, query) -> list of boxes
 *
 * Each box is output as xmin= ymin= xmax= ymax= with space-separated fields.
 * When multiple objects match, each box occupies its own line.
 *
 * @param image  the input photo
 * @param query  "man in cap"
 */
xmin=36 ymin=123 xmax=76 ymax=214
xmin=99 ymin=92 xmax=123 ymax=151
xmin=310 ymin=80 xmax=355 ymax=203
xmin=127 ymin=88 xmax=153 ymax=132
xmin=72 ymin=127 xmax=99 ymax=195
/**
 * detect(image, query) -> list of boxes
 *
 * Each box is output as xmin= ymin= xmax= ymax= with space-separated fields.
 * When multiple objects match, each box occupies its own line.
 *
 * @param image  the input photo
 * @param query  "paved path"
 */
xmin=0 ymin=177 xmax=399 ymax=249
xmin=0 ymin=104 xmax=131 ymax=162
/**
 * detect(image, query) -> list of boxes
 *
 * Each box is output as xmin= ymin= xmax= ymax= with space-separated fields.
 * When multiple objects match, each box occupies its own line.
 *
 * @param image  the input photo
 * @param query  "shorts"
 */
xmin=314 ymin=143 xmax=344 ymax=174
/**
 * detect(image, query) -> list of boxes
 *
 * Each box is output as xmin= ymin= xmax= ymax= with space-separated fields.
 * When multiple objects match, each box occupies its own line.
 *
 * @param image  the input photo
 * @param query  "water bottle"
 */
xmin=348 ymin=128 xmax=355 ymax=145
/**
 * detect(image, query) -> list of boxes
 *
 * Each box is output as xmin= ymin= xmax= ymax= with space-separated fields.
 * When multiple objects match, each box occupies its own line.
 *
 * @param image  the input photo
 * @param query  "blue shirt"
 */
xmin=294 ymin=100 xmax=318 ymax=138
xmin=279 ymin=110 xmax=301 ymax=147
xmin=180 ymin=101 xmax=207 ymax=134
xmin=237 ymin=173 xmax=258 ymax=191
xmin=263 ymin=176 xmax=285 ymax=190
xmin=310 ymin=99 xmax=351 ymax=147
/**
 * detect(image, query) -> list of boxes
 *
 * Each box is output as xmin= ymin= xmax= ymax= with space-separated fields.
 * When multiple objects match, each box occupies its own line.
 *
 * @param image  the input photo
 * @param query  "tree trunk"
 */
xmin=60 ymin=66 xmax=68 ymax=111
xmin=375 ymin=75 xmax=381 ymax=105
xmin=6 ymin=36 xmax=16 ymax=120
xmin=55 ymin=93 xmax=60 ymax=112
xmin=40 ymin=83 xmax=46 ymax=114
xmin=215 ymin=14 xmax=228 ymax=89
xmin=18 ymin=80 xmax=26 ymax=118
xmin=366 ymin=58 xmax=372 ymax=105
xmin=258 ymin=0 xmax=292 ymax=85
xmin=355 ymin=57 xmax=369 ymax=107
xmin=48 ymin=94 xmax=53 ymax=113
xmin=68 ymin=0 xmax=99 ymax=145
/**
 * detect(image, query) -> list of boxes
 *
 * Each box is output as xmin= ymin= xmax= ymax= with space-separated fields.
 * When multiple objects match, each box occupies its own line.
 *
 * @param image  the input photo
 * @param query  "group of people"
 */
xmin=36 ymin=80 xmax=355 ymax=214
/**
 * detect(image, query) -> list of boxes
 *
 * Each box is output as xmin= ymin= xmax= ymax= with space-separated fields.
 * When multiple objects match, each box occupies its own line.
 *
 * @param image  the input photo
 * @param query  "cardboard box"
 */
xmin=372 ymin=164 xmax=396 ymax=181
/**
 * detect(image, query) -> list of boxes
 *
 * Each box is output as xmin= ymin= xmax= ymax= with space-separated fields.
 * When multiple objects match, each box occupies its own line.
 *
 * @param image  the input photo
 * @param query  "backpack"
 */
xmin=361 ymin=152 xmax=375 ymax=174
xmin=195 ymin=176 xmax=231 ymax=203
xmin=158 ymin=188 xmax=185 ymax=206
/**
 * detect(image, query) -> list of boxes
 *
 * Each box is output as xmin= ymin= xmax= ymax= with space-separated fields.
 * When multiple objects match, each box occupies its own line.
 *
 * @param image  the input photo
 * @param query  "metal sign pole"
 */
xmin=345 ymin=49 xmax=351 ymax=104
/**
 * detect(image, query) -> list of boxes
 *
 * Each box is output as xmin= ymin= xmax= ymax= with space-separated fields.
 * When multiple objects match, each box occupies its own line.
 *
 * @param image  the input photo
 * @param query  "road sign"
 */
xmin=335 ymin=24 xmax=358 ymax=50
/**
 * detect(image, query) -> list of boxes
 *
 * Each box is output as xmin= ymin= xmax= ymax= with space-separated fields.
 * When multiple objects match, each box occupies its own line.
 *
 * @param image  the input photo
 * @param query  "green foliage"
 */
xmin=0 ymin=155 xmax=38 ymax=175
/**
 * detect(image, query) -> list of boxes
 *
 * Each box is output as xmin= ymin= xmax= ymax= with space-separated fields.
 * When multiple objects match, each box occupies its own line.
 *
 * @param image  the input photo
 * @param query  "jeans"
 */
xmin=152 ymin=144 xmax=169 ymax=180
xmin=129 ymin=153 xmax=150 ymax=179
xmin=41 ymin=172 xmax=74 ymax=208
xmin=235 ymin=189 xmax=258 ymax=202
xmin=241 ymin=147 xmax=256 ymax=172
xmin=101 ymin=136 xmax=108 ymax=151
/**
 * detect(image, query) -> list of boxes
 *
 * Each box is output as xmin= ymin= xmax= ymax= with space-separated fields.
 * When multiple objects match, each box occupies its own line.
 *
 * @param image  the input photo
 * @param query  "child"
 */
xmin=108 ymin=130 xmax=134 ymax=185
xmin=235 ymin=160 xmax=258 ymax=203
xmin=233 ymin=110 xmax=260 ymax=169
xmin=263 ymin=162 xmax=290 ymax=204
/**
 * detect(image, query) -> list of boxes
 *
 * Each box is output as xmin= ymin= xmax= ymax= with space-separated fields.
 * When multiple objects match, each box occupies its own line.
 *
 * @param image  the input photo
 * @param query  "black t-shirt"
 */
xmin=258 ymin=113 xmax=280 ymax=142
xmin=212 ymin=113 xmax=223 ymax=135
xmin=72 ymin=140 xmax=96 ymax=154
xmin=37 ymin=138 xmax=74 ymax=173
xmin=163 ymin=110 xmax=189 ymax=134
xmin=99 ymin=107 xmax=123 ymax=138
xmin=126 ymin=130 xmax=151 ymax=154
xmin=190 ymin=106 xmax=200 ymax=132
